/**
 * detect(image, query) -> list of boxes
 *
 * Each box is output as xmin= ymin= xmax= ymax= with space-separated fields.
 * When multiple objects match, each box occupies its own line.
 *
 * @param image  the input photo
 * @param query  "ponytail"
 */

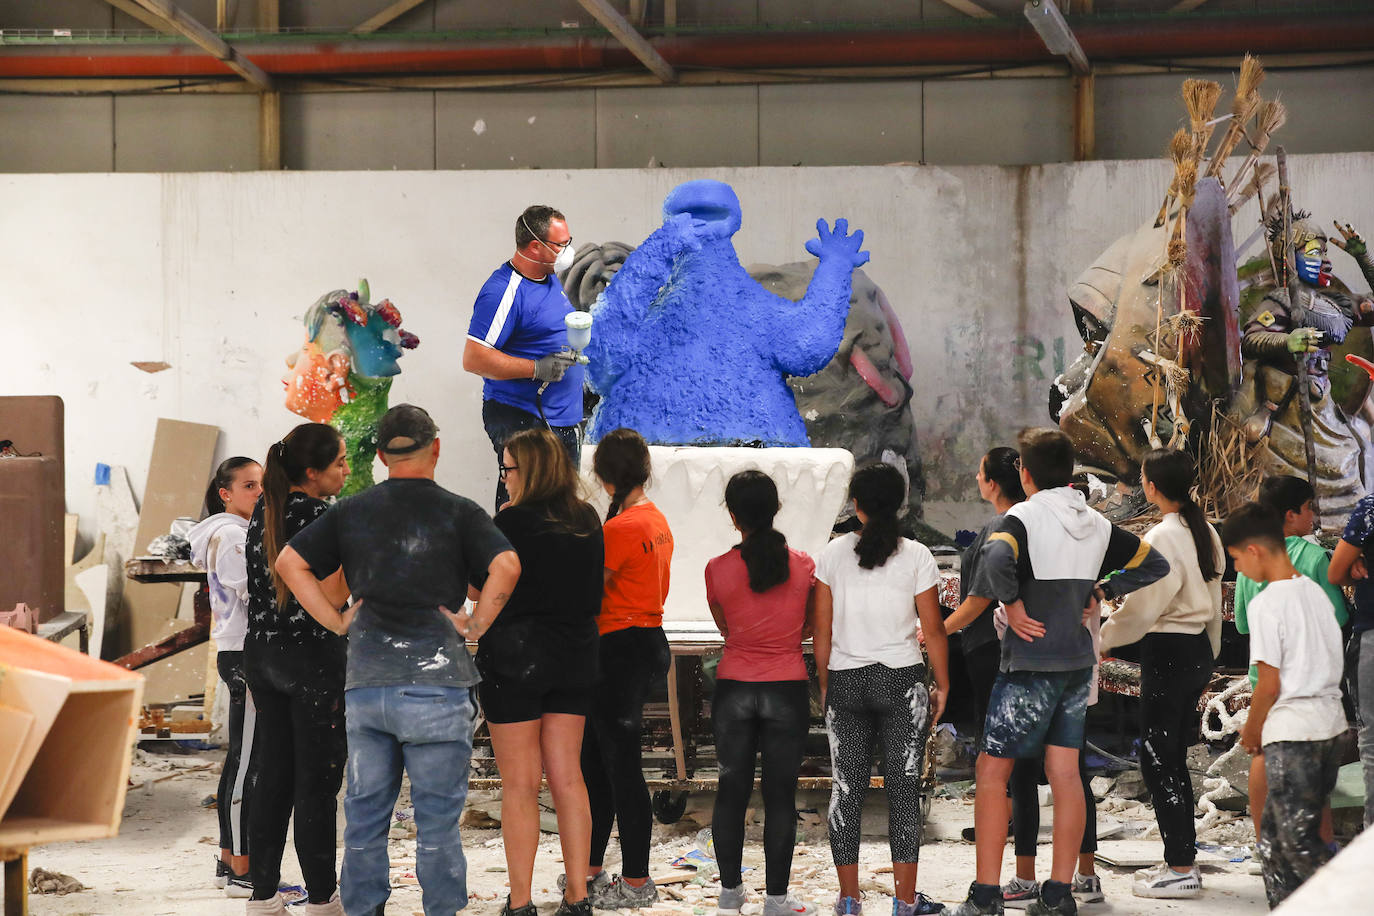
xmin=849 ymin=463 xmax=906 ymax=570
xmin=982 ymin=446 xmax=1025 ymax=504
xmin=593 ymin=428 xmax=651 ymax=521
xmin=725 ymin=470 xmax=790 ymax=593
xmin=261 ymin=424 xmax=344 ymax=609
xmin=203 ymin=456 xmax=258 ymax=518
xmin=1142 ymin=448 xmax=1219 ymax=582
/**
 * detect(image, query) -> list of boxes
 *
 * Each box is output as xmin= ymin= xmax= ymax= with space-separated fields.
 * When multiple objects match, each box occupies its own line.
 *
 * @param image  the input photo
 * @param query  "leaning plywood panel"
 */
xmin=117 ymin=418 xmax=219 ymax=655
xmin=0 ymin=627 xmax=143 ymax=848
xmin=0 ymin=705 xmax=36 ymax=818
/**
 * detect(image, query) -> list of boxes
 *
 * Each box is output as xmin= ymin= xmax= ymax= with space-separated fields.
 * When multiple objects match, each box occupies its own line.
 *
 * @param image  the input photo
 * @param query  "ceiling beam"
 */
xmin=352 ymin=0 xmax=431 ymax=36
xmin=933 ymin=0 xmax=995 ymax=18
xmin=120 ymin=0 xmax=273 ymax=89
xmin=576 ymin=0 xmax=677 ymax=83
xmin=1171 ymin=0 xmax=1212 ymax=11
xmin=105 ymin=0 xmax=176 ymax=34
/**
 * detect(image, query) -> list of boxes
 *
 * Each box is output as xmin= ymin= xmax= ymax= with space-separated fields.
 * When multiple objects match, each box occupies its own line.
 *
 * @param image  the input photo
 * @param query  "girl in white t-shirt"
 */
xmin=814 ymin=463 xmax=950 ymax=916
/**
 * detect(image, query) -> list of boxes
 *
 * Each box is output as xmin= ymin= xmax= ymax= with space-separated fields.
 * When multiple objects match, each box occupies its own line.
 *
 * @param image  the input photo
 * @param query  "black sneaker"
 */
xmin=214 ymin=857 xmax=230 ymax=888
xmin=225 ymin=870 xmax=253 ymax=898
xmin=556 ymin=898 xmax=594 ymax=916
xmin=501 ymin=897 xmax=539 ymax=916
xmin=1025 ymin=882 xmax=1076 ymax=916
xmin=940 ymin=883 xmax=1003 ymax=916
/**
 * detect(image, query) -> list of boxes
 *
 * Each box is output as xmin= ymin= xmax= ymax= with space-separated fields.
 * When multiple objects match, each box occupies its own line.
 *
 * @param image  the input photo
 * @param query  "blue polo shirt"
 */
xmin=467 ymin=262 xmax=585 ymax=427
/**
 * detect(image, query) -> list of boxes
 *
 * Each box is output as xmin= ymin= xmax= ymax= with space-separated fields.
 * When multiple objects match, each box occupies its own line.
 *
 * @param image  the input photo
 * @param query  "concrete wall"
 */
xmin=4 ymin=154 xmax=1372 ymax=543
xmin=5 ymin=3 xmax=1374 ymax=173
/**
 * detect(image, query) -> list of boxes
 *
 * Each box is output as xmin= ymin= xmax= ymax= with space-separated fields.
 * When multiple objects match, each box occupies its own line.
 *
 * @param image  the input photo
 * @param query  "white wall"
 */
xmin=5 ymin=155 xmax=1373 ymax=544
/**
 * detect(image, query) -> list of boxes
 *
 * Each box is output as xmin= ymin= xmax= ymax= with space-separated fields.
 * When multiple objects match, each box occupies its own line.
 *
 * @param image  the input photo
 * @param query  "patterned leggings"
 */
xmin=824 ymin=663 xmax=930 ymax=866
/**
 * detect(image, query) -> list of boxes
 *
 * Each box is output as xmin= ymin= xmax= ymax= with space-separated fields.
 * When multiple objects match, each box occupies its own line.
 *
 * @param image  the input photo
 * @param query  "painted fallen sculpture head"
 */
xmin=283 ymin=279 xmax=420 ymax=423
xmin=661 ymin=179 xmax=742 ymax=240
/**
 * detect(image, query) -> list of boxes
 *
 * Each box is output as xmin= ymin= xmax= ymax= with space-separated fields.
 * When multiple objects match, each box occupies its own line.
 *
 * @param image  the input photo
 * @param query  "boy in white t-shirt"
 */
xmin=1221 ymin=502 xmax=1348 ymax=910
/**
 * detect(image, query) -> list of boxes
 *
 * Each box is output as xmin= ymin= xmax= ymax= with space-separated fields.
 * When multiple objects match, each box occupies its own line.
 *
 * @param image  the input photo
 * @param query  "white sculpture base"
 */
xmin=581 ymin=445 xmax=854 ymax=637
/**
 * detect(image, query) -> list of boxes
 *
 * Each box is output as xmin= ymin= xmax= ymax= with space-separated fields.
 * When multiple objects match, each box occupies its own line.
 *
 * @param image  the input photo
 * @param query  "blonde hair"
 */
xmin=504 ymin=428 xmax=597 ymax=534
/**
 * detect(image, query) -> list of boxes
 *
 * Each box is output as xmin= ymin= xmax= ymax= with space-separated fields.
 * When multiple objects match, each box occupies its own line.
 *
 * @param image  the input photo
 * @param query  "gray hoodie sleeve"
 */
xmin=1098 ymin=525 xmax=1170 ymax=600
xmin=979 ymin=514 xmax=1029 ymax=604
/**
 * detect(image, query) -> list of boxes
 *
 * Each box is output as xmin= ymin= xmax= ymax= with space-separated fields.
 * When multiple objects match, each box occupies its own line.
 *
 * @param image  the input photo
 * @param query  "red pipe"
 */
xmin=1 ymin=15 xmax=1372 ymax=80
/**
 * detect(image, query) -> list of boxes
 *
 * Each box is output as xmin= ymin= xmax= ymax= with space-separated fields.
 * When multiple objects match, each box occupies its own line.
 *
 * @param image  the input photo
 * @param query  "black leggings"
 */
xmin=244 ymin=635 xmax=347 ymax=903
xmin=963 ymin=640 xmax=1001 ymax=752
xmin=216 ymin=650 xmax=255 ymax=857
xmin=582 ymin=626 xmax=671 ymax=878
xmin=1139 ymin=631 xmax=1214 ymax=867
xmin=1010 ymin=747 xmax=1096 ymax=858
xmin=825 ymin=663 xmax=930 ymax=866
xmin=711 ymin=679 xmax=809 ymax=894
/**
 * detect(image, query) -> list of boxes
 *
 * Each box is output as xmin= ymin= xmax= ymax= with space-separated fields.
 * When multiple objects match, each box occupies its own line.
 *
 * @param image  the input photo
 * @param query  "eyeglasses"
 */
xmin=540 ymin=236 xmax=573 ymax=251
xmin=499 ymin=464 xmax=519 ymax=479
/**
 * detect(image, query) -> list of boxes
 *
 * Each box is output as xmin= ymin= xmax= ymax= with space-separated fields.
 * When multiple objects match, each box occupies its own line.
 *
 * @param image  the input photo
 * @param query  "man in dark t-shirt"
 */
xmin=277 ymin=404 xmax=520 ymax=916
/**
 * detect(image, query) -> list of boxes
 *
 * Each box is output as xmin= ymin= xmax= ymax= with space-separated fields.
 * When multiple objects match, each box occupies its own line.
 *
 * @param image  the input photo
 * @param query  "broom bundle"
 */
xmin=1227 ymin=99 xmax=1288 ymax=206
xmin=1206 ymin=54 xmax=1265 ymax=177
xmin=1183 ymin=78 xmax=1224 ymax=154
xmin=1229 ymin=161 xmax=1276 ymax=214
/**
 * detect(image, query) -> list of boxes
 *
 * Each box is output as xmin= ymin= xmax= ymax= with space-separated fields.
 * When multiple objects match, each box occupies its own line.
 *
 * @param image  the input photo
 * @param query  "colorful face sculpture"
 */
xmin=282 ymin=341 xmax=353 ymax=423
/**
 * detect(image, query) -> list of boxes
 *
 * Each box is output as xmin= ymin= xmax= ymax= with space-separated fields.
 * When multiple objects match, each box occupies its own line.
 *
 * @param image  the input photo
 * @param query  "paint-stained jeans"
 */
xmin=824 ymin=662 xmax=930 ymax=866
xmin=711 ymin=679 xmax=810 ymax=894
xmin=1349 ymin=628 xmax=1374 ymax=828
xmin=341 ymin=685 xmax=476 ymax=916
xmin=982 ymin=667 xmax=1092 ymax=759
xmin=1139 ymin=631 xmax=1214 ymax=867
xmin=1258 ymin=736 xmax=1343 ymax=909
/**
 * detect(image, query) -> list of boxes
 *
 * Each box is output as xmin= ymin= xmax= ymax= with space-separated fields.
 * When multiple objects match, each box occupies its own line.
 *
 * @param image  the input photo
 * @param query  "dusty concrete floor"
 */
xmin=25 ymin=747 xmax=1274 ymax=916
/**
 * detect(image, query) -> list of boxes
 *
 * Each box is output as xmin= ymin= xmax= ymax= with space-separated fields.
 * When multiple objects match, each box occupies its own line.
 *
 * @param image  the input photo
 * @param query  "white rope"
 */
xmin=1195 ymin=675 xmax=1253 ymax=833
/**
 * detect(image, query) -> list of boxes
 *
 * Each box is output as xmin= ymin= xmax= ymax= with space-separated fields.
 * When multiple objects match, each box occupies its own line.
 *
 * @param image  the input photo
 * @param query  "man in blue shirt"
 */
xmin=1329 ymin=494 xmax=1374 ymax=830
xmin=464 ymin=205 xmax=585 ymax=510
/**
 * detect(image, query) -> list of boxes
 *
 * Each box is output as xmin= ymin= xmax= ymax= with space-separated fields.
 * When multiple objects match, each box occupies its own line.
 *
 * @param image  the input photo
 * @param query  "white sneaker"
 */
xmin=1002 ymin=876 xmax=1039 ymax=910
xmin=245 ymin=894 xmax=289 ymax=916
xmin=1132 ymin=864 xmax=1200 ymax=899
xmin=302 ymin=890 xmax=346 ymax=915
xmin=1070 ymin=874 xmax=1103 ymax=905
xmin=718 ymin=884 xmax=748 ymax=915
xmin=765 ymin=894 xmax=817 ymax=916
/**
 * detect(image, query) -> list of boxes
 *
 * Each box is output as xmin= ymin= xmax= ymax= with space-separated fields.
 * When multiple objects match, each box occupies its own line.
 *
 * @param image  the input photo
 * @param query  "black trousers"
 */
xmin=1009 ymin=746 xmax=1096 ymax=857
xmin=963 ymin=640 xmax=1001 ymax=753
xmin=1260 ymin=737 xmax=1343 ymax=909
xmin=711 ymin=679 xmax=809 ymax=894
xmin=244 ymin=635 xmax=347 ymax=903
xmin=482 ymin=399 xmax=581 ymax=513
xmin=582 ymin=626 xmax=671 ymax=878
xmin=1139 ymin=631 xmax=1214 ymax=867
xmin=216 ymin=650 xmax=255 ymax=857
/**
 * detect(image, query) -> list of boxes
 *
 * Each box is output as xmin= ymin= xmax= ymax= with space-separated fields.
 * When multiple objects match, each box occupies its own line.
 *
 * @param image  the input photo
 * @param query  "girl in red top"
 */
xmin=705 ymin=470 xmax=816 ymax=916
xmin=575 ymin=428 xmax=673 ymax=909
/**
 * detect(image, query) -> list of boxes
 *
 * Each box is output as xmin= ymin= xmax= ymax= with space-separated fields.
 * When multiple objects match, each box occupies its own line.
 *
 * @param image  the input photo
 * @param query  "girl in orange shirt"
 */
xmin=572 ymin=428 xmax=673 ymax=909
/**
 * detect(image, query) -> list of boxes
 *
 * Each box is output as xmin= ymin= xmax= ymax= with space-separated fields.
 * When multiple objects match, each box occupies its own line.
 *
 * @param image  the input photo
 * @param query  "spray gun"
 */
xmin=535 ymin=311 xmax=593 ymax=425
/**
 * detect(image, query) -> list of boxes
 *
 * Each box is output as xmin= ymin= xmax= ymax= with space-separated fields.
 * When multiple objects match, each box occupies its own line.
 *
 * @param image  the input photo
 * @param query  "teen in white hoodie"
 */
xmin=189 ymin=457 xmax=263 ymax=895
xmin=1100 ymin=449 xmax=1223 ymax=899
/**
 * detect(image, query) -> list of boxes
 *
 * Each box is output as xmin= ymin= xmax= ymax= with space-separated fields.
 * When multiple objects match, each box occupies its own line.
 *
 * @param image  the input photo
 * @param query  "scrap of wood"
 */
xmin=128 ymin=762 xmax=214 ymax=791
xmin=650 ymin=870 xmax=699 ymax=886
xmin=130 ymin=361 xmax=172 ymax=373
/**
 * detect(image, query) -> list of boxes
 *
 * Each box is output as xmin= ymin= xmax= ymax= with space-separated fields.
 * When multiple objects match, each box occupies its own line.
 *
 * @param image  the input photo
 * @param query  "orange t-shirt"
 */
xmin=599 ymin=501 xmax=673 ymax=635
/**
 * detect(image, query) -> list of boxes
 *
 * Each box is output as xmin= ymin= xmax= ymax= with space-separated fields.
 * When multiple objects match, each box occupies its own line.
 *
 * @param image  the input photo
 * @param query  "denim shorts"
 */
xmin=982 ymin=667 xmax=1093 ymax=759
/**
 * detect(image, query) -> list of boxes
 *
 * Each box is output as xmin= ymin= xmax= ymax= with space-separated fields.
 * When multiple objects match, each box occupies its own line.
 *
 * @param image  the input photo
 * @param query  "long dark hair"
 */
xmin=725 ymin=470 xmax=789 ymax=593
xmin=1142 ymin=448 xmax=1219 ymax=582
xmin=504 ymin=428 xmax=598 ymax=535
xmin=262 ymin=423 xmax=344 ymax=608
xmin=850 ymin=462 xmax=906 ymax=570
xmin=982 ymin=446 xmax=1026 ymax=504
xmin=592 ymin=428 xmax=651 ymax=520
xmin=203 ymin=456 xmax=259 ymax=518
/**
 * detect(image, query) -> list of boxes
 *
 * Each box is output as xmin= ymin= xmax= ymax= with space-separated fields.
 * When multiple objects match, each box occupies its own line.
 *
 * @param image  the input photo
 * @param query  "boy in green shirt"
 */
xmin=1233 ymin=475 xmax=1348 ymax=850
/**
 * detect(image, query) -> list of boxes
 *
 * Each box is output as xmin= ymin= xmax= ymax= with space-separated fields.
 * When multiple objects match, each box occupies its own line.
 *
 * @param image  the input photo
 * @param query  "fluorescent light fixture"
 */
xmin=1024 ymin=0 xmax=1090 ymax=74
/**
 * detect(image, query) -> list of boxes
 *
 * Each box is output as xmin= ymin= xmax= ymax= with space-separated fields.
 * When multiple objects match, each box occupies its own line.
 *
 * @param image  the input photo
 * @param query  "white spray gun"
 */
xmin=538 ymin=311 xmax=593 ymax=397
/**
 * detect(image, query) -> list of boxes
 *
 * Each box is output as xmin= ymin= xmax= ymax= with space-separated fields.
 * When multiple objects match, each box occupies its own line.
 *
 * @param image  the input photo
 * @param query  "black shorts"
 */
xmin=479 ymin=675 xmax=591 ymax=724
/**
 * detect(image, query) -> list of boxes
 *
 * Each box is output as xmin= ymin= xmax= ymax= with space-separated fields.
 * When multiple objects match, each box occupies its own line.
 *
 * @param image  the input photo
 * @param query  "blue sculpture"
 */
xmin=585 ymin=179 xmax=869 ymax=446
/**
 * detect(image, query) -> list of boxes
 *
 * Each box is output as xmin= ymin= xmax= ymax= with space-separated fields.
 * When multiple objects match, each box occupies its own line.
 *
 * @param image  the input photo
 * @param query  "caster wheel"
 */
xmin=652 ymin=789 xmax=688 ymax=824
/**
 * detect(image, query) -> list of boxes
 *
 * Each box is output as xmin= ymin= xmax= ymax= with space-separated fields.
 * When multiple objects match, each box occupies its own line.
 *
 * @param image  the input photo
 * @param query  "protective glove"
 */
xmin=533 ymin=350 xmax=576 ymax=382
xmin=1286 ymin=327 xmax=1322 ymax=355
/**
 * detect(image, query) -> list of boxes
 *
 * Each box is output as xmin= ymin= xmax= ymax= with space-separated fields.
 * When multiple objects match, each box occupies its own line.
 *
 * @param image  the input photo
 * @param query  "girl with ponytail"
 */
xmin=242 ymin=422 xmax=351 ymax=913
xmin=189 ymin=456 xmax=262 ymax=890
xmin=1101 ymin=448 xmax=1223 ymax=898
xmin=813 ymin=462 xmax=950 ymax=916
xmin=576 ymin=429 xmax=672 ymax=908
xmin=704 ymin=471 xmax=815 ymax=916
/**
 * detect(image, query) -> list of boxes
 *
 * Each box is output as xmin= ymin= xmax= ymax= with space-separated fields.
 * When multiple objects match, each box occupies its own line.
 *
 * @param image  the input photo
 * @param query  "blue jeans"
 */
xmin=341 ymin=685 xmax=476 ymax=916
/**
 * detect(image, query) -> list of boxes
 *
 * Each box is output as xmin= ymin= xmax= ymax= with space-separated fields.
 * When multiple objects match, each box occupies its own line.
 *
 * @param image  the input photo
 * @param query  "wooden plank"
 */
xmin=127 ymin=0 xmax=274 ymax=89
xmin=1073 ymin=71 xmax=1095 ymax=160
xmin=665 ymin=657 xmax=686 ymax=781
xmin=577 ymin=0 xmax=676 ymax=83
xmin=0 ymin=708 xmax=34 ymax=823
xmin=259 ymin=90 xmax=281 ymax=170
xmin=352 ymin=0 xmax=430 ymax=35
xmin=118 ymin=419 xmax=218 ymax=655
xmin=3 ymin=850 xmax=26 ymax=916
xmin=933 ymin=0 xmax=995 ymax=18
xmin=0 ymin=669 xmax=70 ymax=825
xmin=106 ymin=0 xmax=176 ymax=34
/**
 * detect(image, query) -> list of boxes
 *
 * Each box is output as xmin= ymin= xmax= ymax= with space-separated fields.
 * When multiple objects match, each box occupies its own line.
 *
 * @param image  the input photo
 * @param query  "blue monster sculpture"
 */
xmin=585 ymin=179 xmax=869 ymax=446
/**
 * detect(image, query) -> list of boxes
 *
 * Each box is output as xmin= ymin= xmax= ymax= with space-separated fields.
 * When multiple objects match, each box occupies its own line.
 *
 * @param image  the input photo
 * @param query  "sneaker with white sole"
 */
xmin=718 ymin=884 xmax=748 ymax=915
xmin=590 ymin=875 xmax=658 ymax=909
xmin=302 ymin=890 xmax=346 ymax=915
xmin=225 ymin=871 xmax=253 ymax=899
xmin=215 ymin=858 xmax=230 ymax=889
xmin=1070 ymin=874 xmax=1102 ymax=905
xmin=1131 ymin=864 xmax=1200 ymax=899
xmin=559 ymin=871 xmax=612 ymax=898
xmin=1000 ymin=877 xmax=1038 ymax=910
xmin=766 ymin=894 xmax=817 ymax=916
xmin=893 ymin=893 xmax=942 ymax=916
xmin=244 ymin=895 xmax=288 ymax=916
xmin=938 ymin=883 xmax=1003 ymax=916
xmin=835 ymin=894 xmax=863 ymax=916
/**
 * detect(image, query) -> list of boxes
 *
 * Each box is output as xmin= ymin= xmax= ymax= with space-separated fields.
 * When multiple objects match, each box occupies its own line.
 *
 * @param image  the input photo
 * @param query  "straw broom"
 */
xmin=1227 ymin=100 xmax=1288 ymax=206
xmin=1183 ymin=78 xmax=1224 ymax=157
xmin=1154 ymin=129 xmax=1199 ymax=227
xmin=1229 ymin=161 xmax=1275 ymax=215
xmin=1206 ymin=54 xmax=1265 ymax=178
